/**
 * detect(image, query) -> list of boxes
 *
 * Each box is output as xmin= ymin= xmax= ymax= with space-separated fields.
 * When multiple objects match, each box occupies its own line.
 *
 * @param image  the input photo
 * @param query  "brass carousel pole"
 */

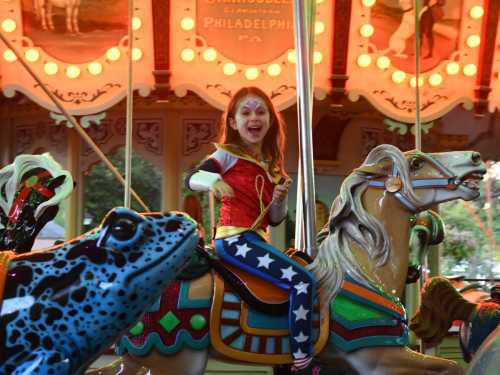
xmin=124 ymin=0 xmax=134 ymax=209
xmin=0 ymin=32 xmax=150 ymax=212
xmin=293 ymin=0 xmax=317 ymax=256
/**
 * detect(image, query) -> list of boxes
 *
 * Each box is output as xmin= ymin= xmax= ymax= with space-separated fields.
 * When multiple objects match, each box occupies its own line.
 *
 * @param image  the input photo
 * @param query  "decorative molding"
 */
xmin=373 ymin=90 xmax=449 ymax=113
xmin=152 ymin=0 xmax=171 ymax=98
xmin=136 ymin=119 xmax=163 ymax=155
xmin=183 ymin=119 xmax=217 ymax=156
xmin=330 ymin=0 xmax=352 ymax=103
xmin=50 ymin=112 xmax=107 ymax=128
xmin=36 ymin=83 xmax=122 ymax=105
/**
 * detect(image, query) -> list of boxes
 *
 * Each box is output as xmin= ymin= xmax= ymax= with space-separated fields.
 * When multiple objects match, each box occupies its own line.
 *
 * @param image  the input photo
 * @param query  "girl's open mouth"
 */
xmin=248 ymin=125 xmax=262 ymax=136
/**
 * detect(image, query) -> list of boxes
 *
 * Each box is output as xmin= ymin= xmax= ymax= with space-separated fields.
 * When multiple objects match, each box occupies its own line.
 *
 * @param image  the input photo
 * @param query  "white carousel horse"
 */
xmin=33 ymin=0 xmax=82 ymax=34
xmin=91 ymin=144 xmax=486 ymax=375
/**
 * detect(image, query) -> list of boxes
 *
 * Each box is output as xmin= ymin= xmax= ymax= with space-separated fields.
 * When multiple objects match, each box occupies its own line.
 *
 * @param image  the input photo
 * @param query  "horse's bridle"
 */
xmin=366 ymin=152 xmax=459 ymax=212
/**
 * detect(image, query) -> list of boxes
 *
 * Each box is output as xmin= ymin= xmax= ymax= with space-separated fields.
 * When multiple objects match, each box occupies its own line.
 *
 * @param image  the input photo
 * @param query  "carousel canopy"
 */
xmin=0 ymin=0 xmax=499 ymax=122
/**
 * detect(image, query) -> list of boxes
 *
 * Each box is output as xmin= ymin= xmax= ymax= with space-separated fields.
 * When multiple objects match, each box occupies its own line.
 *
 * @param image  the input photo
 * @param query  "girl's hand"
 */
xmin=212 ymin=180 xmax=234 ymax=198
xmin=273 ymin=183 xmax=289 ymax=203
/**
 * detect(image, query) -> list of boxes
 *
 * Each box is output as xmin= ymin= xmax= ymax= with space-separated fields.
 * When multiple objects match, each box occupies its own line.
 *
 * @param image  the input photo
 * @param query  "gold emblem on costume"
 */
xmin=385 ymin=176 xmax=402 ymax=192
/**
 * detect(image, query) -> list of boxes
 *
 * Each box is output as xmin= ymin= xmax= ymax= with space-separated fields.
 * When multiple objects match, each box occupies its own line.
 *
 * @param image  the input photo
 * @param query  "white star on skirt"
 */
xmin=293 ymin=305 xmax=309 ymax=321
xmin=292 ymin=348 xmax=307 ymax=359
xmin=257 ymin=253 xmax=274 ymax=269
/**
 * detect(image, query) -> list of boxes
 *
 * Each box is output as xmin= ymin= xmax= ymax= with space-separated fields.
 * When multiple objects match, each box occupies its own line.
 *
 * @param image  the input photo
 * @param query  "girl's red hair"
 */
xmin=218 ymin=86 xmax=287 ymax=176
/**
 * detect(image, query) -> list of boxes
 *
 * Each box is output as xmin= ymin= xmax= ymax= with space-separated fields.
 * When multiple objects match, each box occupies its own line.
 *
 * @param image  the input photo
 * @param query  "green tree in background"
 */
xmin=440 ymin=162 xmax=499 ymax=278
xmin=83 ymin=147 xmax=161 ymax=230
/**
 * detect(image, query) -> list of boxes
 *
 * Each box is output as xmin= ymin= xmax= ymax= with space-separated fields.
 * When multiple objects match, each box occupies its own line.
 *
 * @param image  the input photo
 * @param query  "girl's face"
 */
xmin=230 ymin=94 xmax=271 ymax=149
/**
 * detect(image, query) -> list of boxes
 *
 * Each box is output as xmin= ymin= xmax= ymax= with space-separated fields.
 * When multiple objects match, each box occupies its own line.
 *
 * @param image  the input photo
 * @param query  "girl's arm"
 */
xmin=185 ymin=149 xmax=236 ymax=192
xmin=269 ymin=182 xmax=289 ymax=226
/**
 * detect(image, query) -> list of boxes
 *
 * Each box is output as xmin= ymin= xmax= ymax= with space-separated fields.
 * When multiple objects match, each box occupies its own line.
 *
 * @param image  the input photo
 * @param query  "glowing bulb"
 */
xmin=357 ymin=54 xmax=372 ymax=67
xmin=25 ymin=48 xmax=40 ymax=62
xmin=3 ymin=49 xmax=16 ymax=62
xmin=409 ymin=76 xmax=424 ymax=88
xmin=132 ymin=48 xmax=143 ymax=61
xmin=316 ymin=0 xmax=325 ymax=3
xmin=223 ymin=62 xmax=237 ymax=75
xmin=498 ymin=72 xmax=500 ymax=80
xmin=106 ymin=47 xmax=121 ymax=61
xmin=132 ymin=17 xmax=142 ymax=31
xmin=203 ymin=48 xmax=217 ymax=62
xmin=463 ymin=64 xmax=477 ymax=76
xmin=180 ymin=17 xmax=195 ymax=31
xmin=245 ymin=67 xmax=259 ymax=80
xmin=446 ymin=61 xmax=460 ymax=75
xmin=1 ymin=18 xmax=16 ymax=33
xmin=66 ymin=65 xmax=80 ymax=79
xmin=469 ymin=6 xmax=484 ymax=19
xmin=180 ymin=48 xmax=195 ymax=62
xmin=267 ymin=63 xmax=281 ymax=77
xmin=360 ymin=24 xmax=374 ymax=38
xmin=88 ymin=62 xmax=103 ymax=75
xmin=362 ymin=0 xmax=376 ymax=7
xmin=376 ymin=56 xmax=390 ymax=69
xmin=313 ymin=51 xmax=323 ymax=64
xmin=44 ymin=61 xmax=58 ymax=75
xmin=315 ymin=21 xmax=325 ymax=35
xmin=392 ymin=70 xmax=406 ymax=83
xmin=466 ymin=34 xmax=481 ymax=48
xmin=287 ymin=50 xmax=296 ymax=64
xmin=428 ymin=73 xmax=443 ymax=86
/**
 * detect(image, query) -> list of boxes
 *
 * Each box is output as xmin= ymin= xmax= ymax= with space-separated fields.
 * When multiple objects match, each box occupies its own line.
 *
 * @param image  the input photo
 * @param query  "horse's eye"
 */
xmin=110 ymin=218 xmax=137 ymax=241
xmin=410 ymin=157 xmax=424 ymax=171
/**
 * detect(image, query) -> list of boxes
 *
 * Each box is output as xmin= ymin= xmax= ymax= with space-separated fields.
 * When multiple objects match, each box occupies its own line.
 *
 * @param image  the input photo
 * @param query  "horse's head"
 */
xmin=357 ymin=145 xmax=486 ymax=213
xmin=0 ymin=153 xmax=73 ymax=253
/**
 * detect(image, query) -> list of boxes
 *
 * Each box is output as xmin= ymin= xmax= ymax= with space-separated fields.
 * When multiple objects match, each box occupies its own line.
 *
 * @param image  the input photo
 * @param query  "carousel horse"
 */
xmin=410 ymin=276 xmax=499 ymax=364
xmin=0 ymin=207 xmax=199 ymax=375
xmin=0 ymin=153 xmax=74 ymax=253
xmin=92 ymin=144 xmax=486 ymax=375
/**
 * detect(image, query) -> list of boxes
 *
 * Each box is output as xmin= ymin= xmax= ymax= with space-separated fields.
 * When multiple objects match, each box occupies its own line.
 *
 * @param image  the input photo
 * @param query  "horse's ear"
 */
xmin=48 ymin=175 xmax=66 ymax=190
xmin=354 ymin=160 xmax=392 ymax=177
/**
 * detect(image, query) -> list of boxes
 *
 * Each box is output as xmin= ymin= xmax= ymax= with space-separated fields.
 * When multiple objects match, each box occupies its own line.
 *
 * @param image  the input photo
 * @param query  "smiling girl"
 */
xmin=185 ymin=86 xmax=315 ymax=370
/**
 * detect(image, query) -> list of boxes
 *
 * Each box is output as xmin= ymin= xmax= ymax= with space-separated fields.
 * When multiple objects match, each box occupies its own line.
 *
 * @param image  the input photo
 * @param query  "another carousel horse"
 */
xmin=92 ymin=144 xmax=485 ymax=375
xmin=0 ymin=153 xmax=73 ymax=253
xmin=33 ymin=0 xmax=82 ymax=34
xmin=410 ymin=276 xmax=499 ymax=364
xmin=0 ymin=207 xmax=199 ymax=375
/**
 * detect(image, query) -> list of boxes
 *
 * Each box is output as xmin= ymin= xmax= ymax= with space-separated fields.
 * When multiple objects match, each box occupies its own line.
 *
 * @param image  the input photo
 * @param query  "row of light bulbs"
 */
xmin=1 ymin=16 xmax=144 ymax=78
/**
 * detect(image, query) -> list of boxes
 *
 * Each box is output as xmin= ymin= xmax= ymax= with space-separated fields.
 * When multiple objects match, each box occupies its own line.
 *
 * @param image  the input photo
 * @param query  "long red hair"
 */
xmin=218 ymin=86 xmax=287 ymax=176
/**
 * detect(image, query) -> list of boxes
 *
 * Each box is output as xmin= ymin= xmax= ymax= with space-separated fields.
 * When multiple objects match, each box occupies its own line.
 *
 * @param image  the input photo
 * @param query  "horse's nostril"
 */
xmin=471 ymin=152 xmax=481 ymax=165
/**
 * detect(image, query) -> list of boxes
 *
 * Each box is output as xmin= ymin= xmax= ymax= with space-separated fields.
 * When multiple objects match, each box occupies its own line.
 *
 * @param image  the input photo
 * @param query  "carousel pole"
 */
xmin=293 ymin=0 xmax=317 ymax=256
xmin=0 ymin=32 xmax=150 ymax=212
xmin=414 ymin=0 xmax=422 ymax=151
xmin=124 ymin=0 xmax=134 ymax=209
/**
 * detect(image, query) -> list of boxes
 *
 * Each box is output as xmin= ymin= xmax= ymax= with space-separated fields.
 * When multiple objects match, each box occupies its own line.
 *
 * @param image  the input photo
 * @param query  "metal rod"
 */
xmin=293 ymin=0 xmax=317 ymax=256
xmin=124 ymin=0 xmax=134 ymax=209
xmin=414 ymin=0 xmax=422 ymax=151
xmin=0 ymin=32 xmax=150 ymax=212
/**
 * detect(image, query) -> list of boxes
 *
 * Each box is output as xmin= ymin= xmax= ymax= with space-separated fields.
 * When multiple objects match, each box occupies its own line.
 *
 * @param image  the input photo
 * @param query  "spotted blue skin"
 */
xmin=0 ymin=207 xmax=198 ymax=375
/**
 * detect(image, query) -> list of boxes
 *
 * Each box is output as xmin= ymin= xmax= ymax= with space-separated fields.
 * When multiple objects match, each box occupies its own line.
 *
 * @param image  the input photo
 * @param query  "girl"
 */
xmin=185 ymin=86 xmax=315 ymax=370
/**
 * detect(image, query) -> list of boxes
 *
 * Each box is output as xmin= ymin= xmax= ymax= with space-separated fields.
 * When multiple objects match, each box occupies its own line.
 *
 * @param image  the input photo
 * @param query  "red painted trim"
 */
xmin=152 ymin=0 xmax=171 ymax=99
xmin=331 ymin=320 xmax=404 ymax=341
xmin=330 ymin=0 xmax=352 ymax=104
xmin=474 ymin=0 xmax=500 ymax=115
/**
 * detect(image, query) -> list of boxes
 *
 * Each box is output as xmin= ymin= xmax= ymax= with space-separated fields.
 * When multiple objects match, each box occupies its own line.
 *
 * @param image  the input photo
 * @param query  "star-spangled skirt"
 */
xmin=215 ymin=231 xmax=316 ymax=359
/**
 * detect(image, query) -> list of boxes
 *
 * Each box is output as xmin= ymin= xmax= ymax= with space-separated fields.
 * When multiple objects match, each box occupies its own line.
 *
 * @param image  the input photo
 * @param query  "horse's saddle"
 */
xmin=204 ymin=247 xmax=330 ymax=364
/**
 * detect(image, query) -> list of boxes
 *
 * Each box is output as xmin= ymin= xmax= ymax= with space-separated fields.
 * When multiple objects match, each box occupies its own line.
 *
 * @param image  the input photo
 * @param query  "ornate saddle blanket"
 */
xmin=329 ymin=275 xmax=409 ymax=352
xmin=211 ymin=271 xmax=329 ymax=364
xmin=116 ymin=276 xmax=211 ymax=356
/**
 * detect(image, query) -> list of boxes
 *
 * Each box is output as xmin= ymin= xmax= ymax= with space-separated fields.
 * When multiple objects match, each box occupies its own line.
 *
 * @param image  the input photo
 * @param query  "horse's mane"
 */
xmin=307 ymin=144 xmax=421 ymax=308
xmin=0 ymin=153 xmax=73 ymax=228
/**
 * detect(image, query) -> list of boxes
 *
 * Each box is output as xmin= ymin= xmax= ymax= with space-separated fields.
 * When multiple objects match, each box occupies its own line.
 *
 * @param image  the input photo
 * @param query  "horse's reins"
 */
xmin=365 ymin=152 xmax=459 ymax=212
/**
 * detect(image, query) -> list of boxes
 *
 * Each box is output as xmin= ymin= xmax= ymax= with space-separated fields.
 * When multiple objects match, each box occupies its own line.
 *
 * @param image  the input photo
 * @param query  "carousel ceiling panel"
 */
xmin=345 ymin=0 xmax=491 ymax=123
xmin=0 ymin=0 xmax=155 ymax=115
xmin=169 ymin=0 xmax=332 ymax=111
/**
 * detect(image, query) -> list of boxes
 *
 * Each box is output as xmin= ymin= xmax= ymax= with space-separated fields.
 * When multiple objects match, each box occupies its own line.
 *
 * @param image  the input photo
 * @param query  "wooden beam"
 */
xmin=152 ymin=0 xmax=171 ymax=100
xmin=474 ymin=0 xmax=500 ymax=115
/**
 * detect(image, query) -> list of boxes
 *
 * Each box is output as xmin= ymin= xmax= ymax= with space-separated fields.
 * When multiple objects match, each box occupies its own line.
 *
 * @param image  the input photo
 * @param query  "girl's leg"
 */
xmin=215 ymin=232 xmax=316 ymax=369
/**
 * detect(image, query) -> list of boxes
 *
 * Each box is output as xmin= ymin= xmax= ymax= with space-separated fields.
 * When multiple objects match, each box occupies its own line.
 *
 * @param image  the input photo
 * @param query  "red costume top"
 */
xmin=187 ymin=144 xmax=287 ymax=238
